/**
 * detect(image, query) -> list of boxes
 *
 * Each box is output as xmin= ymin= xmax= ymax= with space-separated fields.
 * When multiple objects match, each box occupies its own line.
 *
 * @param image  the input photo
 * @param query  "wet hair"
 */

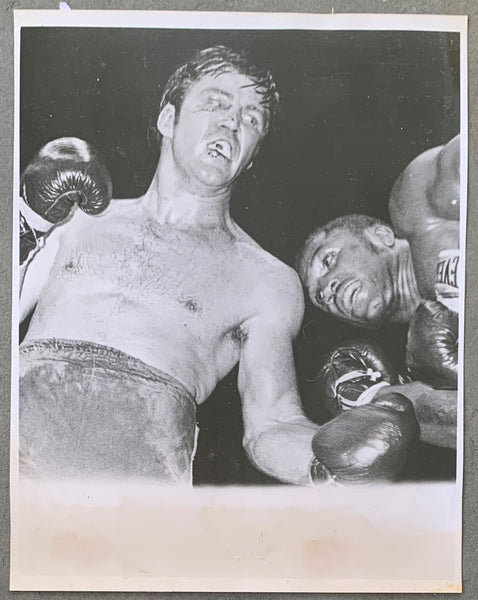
xmin=296 ymin=214 xmax=387 ymax=283
xmin=159 ymin=45 xmax=280 ymax=132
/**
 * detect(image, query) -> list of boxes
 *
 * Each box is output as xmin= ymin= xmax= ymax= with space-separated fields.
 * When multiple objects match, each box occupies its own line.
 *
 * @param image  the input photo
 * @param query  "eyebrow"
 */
xmin=200 ymin=87 xmax=232 ymax=100
xmin=309 ymin=240 xmax=333 ymax=268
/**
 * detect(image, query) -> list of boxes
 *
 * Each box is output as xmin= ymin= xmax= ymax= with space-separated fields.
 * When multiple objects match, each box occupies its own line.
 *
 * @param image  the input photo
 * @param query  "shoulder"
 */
xmin=87 ymin=196 xmax=144 ymax=222
xmin=234 ymin=225 xmax=302 ymax=289
xmin=389 ymin=142 xmax=451 ymax=237
xmin=57 ymin=197 xmax=142 ymax=234
xmin=259 ymin=254 xmax=304 ymax=306
xmin=236 ymin=236 xmax=305 ymax=332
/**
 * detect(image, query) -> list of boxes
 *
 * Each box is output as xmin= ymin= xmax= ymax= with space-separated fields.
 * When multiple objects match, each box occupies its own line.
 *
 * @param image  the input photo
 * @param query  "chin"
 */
xmin=337 ymin=314 xmax=381 ymax=329
xmin=360 ymin=317 xmax=386 ymax=330
xmin=363 ymin=310 xmax=391 ymax=329
xmin=330 ymin=306 xmax=387 ymax=329
xmin=196 ymin=167 xmax=235 ymax=189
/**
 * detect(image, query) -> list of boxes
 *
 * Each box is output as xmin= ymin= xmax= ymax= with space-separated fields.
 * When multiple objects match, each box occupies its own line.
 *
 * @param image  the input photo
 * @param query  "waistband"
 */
xmin=19 ymin=338 xmax=196 ymax=408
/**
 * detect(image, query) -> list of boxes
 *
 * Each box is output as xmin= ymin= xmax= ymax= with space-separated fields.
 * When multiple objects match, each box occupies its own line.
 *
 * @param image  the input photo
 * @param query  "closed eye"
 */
xmin=198 ymin=88 xmax=232 ymax=112
xmin=243 ymin=109 xmax=266 ymax=133
xmin=323 ymin=250 xmax=337 ymax=270
xmin=244 ymin=113 xmax=257 ymax=126
xmin=204 ymin=97 xmax=228 ymax=111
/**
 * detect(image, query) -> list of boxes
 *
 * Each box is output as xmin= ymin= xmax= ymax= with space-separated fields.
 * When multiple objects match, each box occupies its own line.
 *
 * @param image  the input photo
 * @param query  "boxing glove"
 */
xmin=315 ymin=339 xmax=404 ymax=417
xmin=406 ymin=299 xmax=458 ymax=390
xmin=310 ymin=392 xmax=419 ymax=485
xmin=19 ymin=137 xmax=112 ymax=264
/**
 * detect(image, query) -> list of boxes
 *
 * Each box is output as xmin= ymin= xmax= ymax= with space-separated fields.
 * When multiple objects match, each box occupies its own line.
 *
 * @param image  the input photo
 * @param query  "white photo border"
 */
xmin=10 ymin=10 xmax=467 ymax=593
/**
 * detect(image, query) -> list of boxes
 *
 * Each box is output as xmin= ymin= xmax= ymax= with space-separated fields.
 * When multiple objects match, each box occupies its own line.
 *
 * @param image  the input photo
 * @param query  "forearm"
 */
xmin=377 ymin=381 xmax=457 ymax=449
xmin=244 ymin=418 xmax=317 ymax=486
xmin=19 ymin=249 xmax=41 ymax=323
xmin=19 ymin=263 xmax=28 ymax=297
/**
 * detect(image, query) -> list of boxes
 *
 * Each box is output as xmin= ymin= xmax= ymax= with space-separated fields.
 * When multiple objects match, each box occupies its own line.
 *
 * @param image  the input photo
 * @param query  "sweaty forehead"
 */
xmin=192 ymin=72 xmax=263 ymax=99
xmin=303 ymin=228 xmax=355 ymax=278
xmin=310 ymin=228 xmax=351 ymax=253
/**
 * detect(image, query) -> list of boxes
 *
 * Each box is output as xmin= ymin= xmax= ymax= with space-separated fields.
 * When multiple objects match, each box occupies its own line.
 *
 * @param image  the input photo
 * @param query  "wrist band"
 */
xmin=18 ymin=194 xmax=53 ymax=234
xmin=19 ymin=212 xmax=45 ymax=265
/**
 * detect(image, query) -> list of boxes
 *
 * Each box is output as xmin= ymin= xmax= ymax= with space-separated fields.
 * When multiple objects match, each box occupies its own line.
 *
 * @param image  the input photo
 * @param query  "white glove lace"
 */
xmin=334 ymin=368 xmax=391 ymax=410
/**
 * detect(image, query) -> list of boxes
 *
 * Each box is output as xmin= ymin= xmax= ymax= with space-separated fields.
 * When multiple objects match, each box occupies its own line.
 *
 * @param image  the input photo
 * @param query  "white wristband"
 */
xmin=18 ymin=195 xmax=53 ymax=233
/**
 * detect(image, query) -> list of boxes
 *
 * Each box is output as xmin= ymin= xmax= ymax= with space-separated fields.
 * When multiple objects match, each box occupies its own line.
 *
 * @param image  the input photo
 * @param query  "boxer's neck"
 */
xmin=392 ymin=241 xmax=422 ymax=322
xmin=141 ymin=148 xmax=234 ymax=228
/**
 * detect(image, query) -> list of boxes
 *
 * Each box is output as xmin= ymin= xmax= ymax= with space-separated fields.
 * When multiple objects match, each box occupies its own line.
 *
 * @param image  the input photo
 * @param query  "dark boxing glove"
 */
xmin=19 ymin=137 xmax=112 ymax=264
xmin=315 ymin=339 xmax=404 ymax=417
xmin=310 ymin=392 xmax=419 ymax=485
xmin=406 ymin=299 xmax=458 ymax=390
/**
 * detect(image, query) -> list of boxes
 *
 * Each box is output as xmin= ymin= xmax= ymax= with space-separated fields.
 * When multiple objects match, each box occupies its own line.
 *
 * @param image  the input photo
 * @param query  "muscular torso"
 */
xmin=24 ymin=199 xmax=292 ymax=403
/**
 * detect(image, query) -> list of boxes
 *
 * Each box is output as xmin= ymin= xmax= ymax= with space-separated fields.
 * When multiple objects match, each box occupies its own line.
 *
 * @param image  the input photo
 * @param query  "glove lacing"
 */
xmin=334 ymin=368 xmax=391 ymax=410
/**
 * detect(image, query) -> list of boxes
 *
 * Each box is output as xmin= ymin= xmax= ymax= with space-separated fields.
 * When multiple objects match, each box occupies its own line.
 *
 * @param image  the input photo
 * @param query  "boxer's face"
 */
xmin=160 ymin=70 xmax=269 ymax=193
xmin=304 ymin=229 xmax=395 ymax=328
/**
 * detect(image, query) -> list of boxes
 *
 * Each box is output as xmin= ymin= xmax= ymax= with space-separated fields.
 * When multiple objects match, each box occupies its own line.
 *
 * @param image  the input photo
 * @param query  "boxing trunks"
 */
xmin=19 ymin=339 xmax=198 ymax=484
xmin=435 ymin=249 xmax=460 ymax=313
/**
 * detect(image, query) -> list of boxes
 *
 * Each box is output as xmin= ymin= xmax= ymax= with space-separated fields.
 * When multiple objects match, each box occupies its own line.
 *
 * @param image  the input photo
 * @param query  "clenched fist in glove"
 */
xmin=310 ymin=392 xmax=419 ymax=484
xmin=19 ymin=137 xmax=112 ymax=265
xmin=315 ymin=339 xmax=405 ymax=417
xmin=406 ymin=299 xmax=458 ymax=390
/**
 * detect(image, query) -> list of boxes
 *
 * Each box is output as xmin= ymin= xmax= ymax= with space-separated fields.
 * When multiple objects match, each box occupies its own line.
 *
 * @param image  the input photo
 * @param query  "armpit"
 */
xmin=230 ymin=324 xmax=248 ymax=347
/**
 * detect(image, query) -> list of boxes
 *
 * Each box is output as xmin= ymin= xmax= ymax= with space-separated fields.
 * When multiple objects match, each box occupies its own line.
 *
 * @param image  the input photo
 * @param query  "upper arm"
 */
xmin=237 ymin=267 xmax=306 ymax=443
xmin=430 ymin=134 xmax=460 ymax=220
xmin=389 ymin=134 xmax=461 ymax=237
xmin=19 ymin=225 xmax=63 ymax=323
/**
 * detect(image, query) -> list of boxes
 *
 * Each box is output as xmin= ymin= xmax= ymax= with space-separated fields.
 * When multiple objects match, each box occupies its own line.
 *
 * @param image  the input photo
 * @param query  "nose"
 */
xmin=317 ymin=278 xmax=338 ymax=306
xmin=221 ymin=107 xmax=240 ymax=132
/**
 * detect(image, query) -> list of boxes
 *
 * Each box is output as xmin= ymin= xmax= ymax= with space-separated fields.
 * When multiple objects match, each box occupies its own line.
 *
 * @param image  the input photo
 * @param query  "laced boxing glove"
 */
xmin=19 ymin=137 xmax=112 ymax=264
xmin=310 ymin=392 xmax=419 ymax=484
xmin=406 ymin=299 xmax=458 ymax=390
xmin=314 ymin=339 xmax=405 ymax=418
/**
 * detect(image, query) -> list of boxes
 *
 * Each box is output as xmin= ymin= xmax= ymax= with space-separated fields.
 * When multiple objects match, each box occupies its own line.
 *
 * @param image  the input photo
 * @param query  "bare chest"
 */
xmin=55 ymin=215 xmax=255 ymax=325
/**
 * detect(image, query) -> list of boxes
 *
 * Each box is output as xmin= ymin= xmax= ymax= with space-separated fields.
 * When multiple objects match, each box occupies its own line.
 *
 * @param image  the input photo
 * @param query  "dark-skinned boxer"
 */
xmin=19 ymin=46 xmax=419 ymax=486
xmin=298 ymin=135 xmax=461 ymax=450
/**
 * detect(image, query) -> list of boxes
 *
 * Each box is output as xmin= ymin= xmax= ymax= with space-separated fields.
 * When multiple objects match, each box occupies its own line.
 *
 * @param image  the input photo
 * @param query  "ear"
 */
xmin=366 ymin=223 xmax=396 ymax=248
xmin=157 ymin=103 xmax=176 ymax=138
xmin=248 ymin=139 xmax=264 ymax=167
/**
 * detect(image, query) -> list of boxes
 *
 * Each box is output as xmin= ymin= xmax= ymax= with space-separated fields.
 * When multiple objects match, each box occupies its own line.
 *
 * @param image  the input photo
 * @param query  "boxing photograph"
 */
xmin=10 ymin=10 xmax=465 ymax=593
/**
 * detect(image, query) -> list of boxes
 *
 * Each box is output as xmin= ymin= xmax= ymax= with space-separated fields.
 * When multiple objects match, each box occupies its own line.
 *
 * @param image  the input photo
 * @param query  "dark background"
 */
xmin=20 ymin=27 xmax=460 ymax=485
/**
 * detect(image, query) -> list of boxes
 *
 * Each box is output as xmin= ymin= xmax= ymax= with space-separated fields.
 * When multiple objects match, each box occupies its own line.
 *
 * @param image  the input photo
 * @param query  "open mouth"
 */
xmin=207 ymin=140 xmax=232 ymax=160
xmin=336 ymin=279 xmax=361 ymax=313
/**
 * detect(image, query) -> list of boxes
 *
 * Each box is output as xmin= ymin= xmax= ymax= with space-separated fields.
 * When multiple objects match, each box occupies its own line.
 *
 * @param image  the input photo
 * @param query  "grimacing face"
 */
xmin=303 ymin=228 xmax=397 ymax=328
xmin=162 ymin=70 xmax=269 ymax=193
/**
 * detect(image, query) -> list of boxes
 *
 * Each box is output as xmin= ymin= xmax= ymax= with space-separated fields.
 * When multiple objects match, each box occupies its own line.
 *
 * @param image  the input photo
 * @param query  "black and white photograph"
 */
xmin=10 ymin=10 xmax=466 ymax=593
